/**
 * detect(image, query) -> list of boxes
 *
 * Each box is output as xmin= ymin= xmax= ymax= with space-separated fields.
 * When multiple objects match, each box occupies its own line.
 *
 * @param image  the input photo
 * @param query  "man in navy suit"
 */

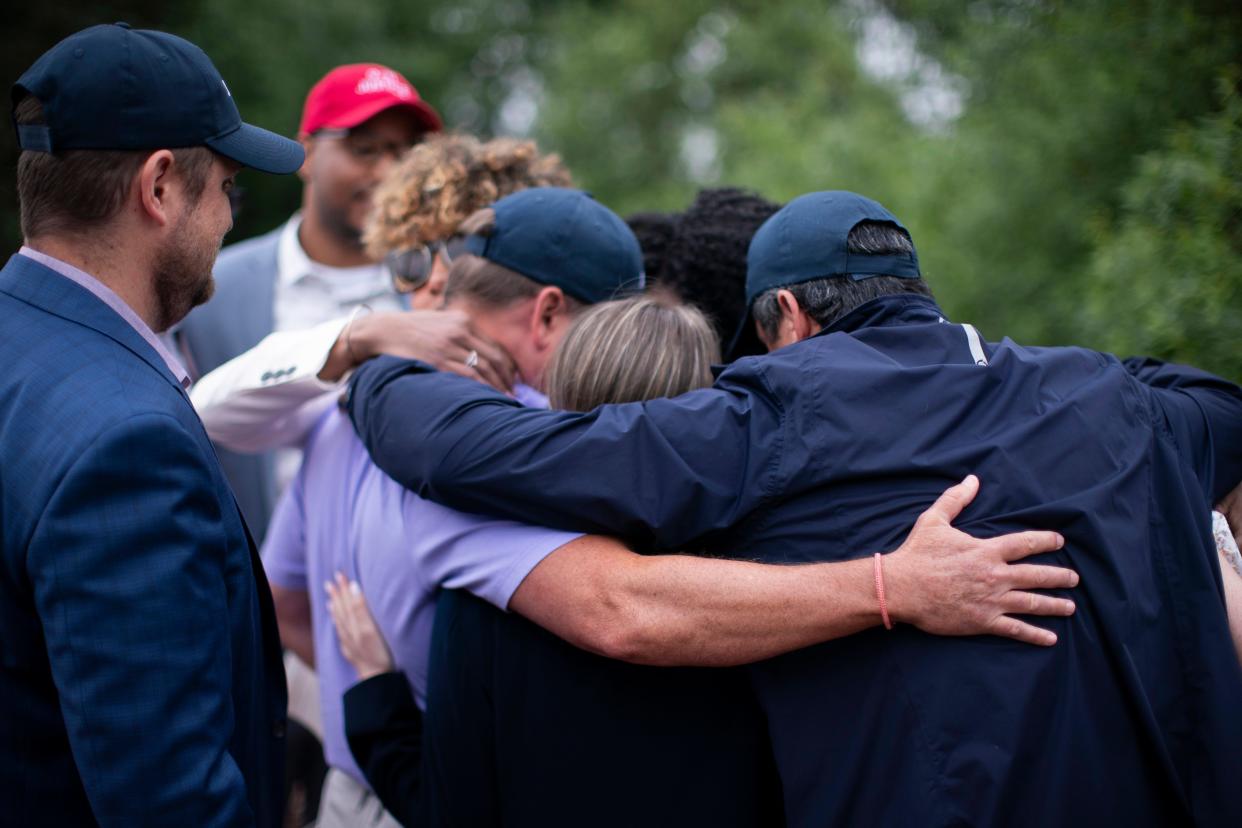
xmin=0 ymin=24 xmax=304 ymax=826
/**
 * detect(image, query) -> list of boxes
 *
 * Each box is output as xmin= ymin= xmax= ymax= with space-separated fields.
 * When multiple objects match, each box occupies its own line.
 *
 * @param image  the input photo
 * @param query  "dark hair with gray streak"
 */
xmin=751 ymin=220 xmax=933 ymax=341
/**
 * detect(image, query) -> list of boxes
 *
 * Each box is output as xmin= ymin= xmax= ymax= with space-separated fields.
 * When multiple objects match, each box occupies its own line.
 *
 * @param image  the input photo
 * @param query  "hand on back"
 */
xmin=884 ymin=475 xmax=1078 ymax=646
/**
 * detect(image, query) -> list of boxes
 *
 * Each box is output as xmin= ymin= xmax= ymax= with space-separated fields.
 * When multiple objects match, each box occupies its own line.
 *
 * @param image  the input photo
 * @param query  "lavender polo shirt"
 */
xmin=261 ymin=406 xmax=581 ymax=785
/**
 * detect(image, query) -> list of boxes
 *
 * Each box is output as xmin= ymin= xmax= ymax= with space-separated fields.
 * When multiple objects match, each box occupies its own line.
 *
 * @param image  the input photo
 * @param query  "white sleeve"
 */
xmin=190 ymin=317 xmax=347 ymax=452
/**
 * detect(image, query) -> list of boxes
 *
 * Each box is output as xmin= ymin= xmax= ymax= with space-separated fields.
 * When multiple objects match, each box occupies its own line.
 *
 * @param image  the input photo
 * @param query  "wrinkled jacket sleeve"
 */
xmin=188 ymin=317 xmax=345 ymax=452
xmin=347 ymin=356 xmax=787 ymax=548
xmin=1123 ymin=356 xmax=1242 ymax=502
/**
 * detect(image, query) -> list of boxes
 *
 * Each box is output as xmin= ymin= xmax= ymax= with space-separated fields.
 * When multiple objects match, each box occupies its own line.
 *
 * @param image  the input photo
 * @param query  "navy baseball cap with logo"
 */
xmin=12 ymin=23 xmax=303 ymax=175
xmin=728 ymin=190 xmax=921 ymax=358
xmin=465 ymin=187 xmax=645 ymax=305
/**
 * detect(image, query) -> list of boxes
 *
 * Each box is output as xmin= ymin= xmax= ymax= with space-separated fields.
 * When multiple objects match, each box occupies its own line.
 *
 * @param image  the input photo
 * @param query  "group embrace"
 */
xmin=2 ymin=22 xmax=1240 ymax=828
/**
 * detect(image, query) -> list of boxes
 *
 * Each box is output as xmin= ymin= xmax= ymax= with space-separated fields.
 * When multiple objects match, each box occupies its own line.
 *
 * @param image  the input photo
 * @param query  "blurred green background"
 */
xmin=4 ymin=1 xmax=1240 ymax=377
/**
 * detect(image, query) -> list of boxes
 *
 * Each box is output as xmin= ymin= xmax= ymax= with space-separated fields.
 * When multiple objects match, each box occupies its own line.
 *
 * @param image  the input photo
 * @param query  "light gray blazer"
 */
xmin=177 ymin=226 xmax=282 ymax=543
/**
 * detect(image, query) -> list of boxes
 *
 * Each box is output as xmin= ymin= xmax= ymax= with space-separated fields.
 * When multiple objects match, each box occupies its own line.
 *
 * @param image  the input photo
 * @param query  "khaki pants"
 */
xmin=315 ymin=767 xmax=403 ymax=828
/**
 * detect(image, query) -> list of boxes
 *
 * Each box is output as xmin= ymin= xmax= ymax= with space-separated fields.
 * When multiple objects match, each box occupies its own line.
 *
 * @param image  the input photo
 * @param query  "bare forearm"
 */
xmin=607 ymin=553 xmax=877 ymax=667
xmin=510 ymin=537 xmax=877 ymax=668
xmin=272 ymin=585 xmax=316 ymax=668
xmin=281 ymin=624 xmax=316 ymax=669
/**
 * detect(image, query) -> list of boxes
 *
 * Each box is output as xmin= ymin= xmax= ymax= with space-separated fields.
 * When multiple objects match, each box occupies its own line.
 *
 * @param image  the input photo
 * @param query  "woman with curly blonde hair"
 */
xmin=362 ymin=134 xmax=572 ymax=307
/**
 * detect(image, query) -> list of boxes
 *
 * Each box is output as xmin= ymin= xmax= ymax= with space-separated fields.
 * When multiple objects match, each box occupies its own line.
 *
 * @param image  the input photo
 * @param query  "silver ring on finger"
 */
xmin=464 ymin=349 xmax=479 ymax=369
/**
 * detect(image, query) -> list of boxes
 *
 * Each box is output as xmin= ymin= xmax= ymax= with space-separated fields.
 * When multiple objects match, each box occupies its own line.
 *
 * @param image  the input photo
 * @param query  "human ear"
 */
xmin=136 ymin=150 xmax=177 ymax=227
xmin=296 ymin=135 xmax=314 ymax=184
xmin=530 ymin=286 xmax=568 ymax=349
xmin=776 ymin=289 xmax=819 ymax=344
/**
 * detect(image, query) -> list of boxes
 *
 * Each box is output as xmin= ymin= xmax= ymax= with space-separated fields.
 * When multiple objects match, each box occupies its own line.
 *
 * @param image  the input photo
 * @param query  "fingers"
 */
xmin=917 ymin=475 xmax=980 ymax=527
xmin=324 ymin=578 xmax=350 ymax=645
xmin=325 ymin=572 xmax=361 ymax=638
xmin=999 ymin=589 xmax=1076 ymax=617
xmin=431 ymin=337 xmax=516 ymax=393
xmin=465 ymin=337 xmax=516 ymax=393
xmin=368 ymin=308 xmax=518 ymax=392
xmin=987 ymin=616 xmax=1058 ymax=647
xmin=466 ymin=345 xmax=516 ymax=394
xmin=990 ymin=530 xmax=1066 ymax=562
xmin=1002 ymin=562 xmax=1079 ymax=589
xmin=439 ymin=357 xmax=480 ymax=384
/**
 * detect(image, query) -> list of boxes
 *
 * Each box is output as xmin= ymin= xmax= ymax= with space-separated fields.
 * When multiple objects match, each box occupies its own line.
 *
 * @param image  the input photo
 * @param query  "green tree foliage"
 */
xmin=1084 ymin=76 xmax=1242 ymax=380
xmin=534 ymin=2 xmax=926 ymax=213
xmin=885 ymin=0 xmax=1242 ymax=346
xmin=1 ymin=4 xmax=207 ymax=242
xmin=2 ymin=1 xmax=565 ymax=241
xmin=4 ymin=1 xmax=1239 ymax=377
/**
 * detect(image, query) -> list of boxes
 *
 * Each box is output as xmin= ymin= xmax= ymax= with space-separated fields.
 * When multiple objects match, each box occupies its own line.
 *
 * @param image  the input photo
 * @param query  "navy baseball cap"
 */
xmin=13 ymin=23 xmax=303 ymax=175
xmin=728 ymin=190 xmax=920 ymax=357
xmin=464 ymin=188 xmax=645 ymax=305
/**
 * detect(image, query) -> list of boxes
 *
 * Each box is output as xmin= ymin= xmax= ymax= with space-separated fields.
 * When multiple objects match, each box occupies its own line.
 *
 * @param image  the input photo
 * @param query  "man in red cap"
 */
xmin=177 ymin=64 xmax=509 ymax=544
xmin=174 ymin=63 xmax=511 ymax=826
xmin=295 ymin=64 xmax=442 ymax=268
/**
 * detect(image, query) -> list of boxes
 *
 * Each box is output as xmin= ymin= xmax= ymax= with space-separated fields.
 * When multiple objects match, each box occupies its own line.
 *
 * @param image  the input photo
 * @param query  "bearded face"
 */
xmin=149 ymin=202 xmax=220 ymax=332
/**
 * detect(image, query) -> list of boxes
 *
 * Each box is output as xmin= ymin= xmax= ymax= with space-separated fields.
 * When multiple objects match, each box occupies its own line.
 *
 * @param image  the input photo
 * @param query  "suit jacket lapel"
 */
xmin=0 ymin=254 xmax=188 ymax=397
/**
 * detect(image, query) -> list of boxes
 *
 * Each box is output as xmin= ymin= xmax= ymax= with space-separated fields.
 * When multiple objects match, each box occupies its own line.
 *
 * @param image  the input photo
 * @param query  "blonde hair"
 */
xmin=547 ymin=294 xmax=720 ymax=412
xmin=363 ymin=133 xmax=571 ymax=257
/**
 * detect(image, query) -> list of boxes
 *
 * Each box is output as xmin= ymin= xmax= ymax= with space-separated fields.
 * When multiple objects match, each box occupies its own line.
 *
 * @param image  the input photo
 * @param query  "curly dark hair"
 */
xmin=625 ymin=210 xmax=677 ymax=286
xmin=628 ymin=187 xmax=780 ymax=352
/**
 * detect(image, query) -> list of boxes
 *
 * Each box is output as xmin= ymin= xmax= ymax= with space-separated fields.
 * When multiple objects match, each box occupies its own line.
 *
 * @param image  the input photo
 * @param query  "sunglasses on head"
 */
xmin=385 ymin=235 xmax=470 ymax=293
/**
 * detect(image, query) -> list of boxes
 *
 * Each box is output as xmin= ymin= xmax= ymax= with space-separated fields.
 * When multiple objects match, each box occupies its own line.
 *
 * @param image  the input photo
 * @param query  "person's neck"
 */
xmin=296 ymin=209 xmax=373 ymax=268
xmin=26 ymin=233 xmax=159 ymax=329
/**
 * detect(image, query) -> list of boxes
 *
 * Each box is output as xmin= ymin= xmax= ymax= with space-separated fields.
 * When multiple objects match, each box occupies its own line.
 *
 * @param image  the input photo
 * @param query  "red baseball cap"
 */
xmin=299 ymin=63 xmax=442 ymax=136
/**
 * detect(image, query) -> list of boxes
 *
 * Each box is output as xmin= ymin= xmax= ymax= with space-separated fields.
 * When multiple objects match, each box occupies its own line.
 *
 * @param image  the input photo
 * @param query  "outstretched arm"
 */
xmin=1123 ymin=356 xmax=1242 ymax=502
xmin=191 ymin=311 xmax=514 ymax=452
xmin=327 ymin=479 xmax=1074 ymax=818
xmin=348 ymin=356 xmax=786 ymax=547
xmin=511 ymin=475 xmax=1075 ymax=666
xmin=329 ymin=478 xmax=1075 ymax=677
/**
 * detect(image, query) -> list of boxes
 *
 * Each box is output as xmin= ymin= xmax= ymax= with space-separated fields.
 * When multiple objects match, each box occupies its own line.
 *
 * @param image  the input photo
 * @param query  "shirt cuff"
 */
xmin=190 ymin=317 xmax=349 ymax=451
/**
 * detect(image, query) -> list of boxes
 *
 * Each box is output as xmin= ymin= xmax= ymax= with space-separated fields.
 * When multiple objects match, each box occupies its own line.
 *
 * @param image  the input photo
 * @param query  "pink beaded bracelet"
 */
xmin=873 ymin=553 xmax=894 ymax=630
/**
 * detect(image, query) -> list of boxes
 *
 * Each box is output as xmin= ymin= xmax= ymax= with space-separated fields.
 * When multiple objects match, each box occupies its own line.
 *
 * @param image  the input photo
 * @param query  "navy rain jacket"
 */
xmin=348 ymin=294 xmax=1242 ymax=827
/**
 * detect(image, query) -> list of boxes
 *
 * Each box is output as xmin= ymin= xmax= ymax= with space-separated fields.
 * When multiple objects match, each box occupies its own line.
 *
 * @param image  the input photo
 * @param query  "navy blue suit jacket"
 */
xmin=0 ymin=253 xmax=287 ymax=826
xmin=350 ymin=295 xmax=1242 ymax=826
